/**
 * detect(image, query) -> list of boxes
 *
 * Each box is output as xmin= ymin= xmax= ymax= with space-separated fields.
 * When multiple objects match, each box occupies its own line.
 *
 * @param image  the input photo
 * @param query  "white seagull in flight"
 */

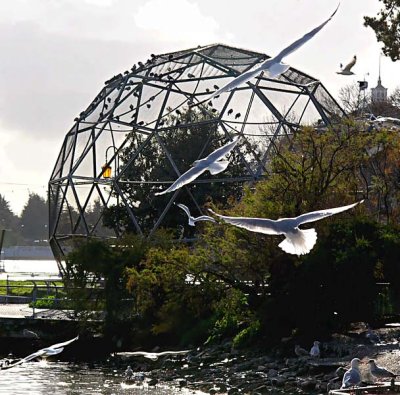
xmin=176 ymin=203 xmax=216 ymax=226
xmin=206 ymin=4 xmax=339 ymax=101
xmin=155 ymin=136 xmax=239 ymax=196
xmin=1 ymin=335 xmax=79 ymax=369
xmin=337 ymin=55 xmax=357 ymax=75
xmin=209 ymin=200 xmax=363 ymax=256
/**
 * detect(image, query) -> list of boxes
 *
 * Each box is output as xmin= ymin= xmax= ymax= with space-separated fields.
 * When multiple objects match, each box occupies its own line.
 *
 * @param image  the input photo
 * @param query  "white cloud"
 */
xmin=134 ymin=0 xmax=221 ymax=43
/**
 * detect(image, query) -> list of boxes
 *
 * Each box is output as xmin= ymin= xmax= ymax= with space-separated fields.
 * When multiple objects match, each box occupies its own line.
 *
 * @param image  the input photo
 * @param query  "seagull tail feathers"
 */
xmin=278 ymin=228 xmax=317 ymax=256
xmin=208 ymin=160 xmax=230 ymax=175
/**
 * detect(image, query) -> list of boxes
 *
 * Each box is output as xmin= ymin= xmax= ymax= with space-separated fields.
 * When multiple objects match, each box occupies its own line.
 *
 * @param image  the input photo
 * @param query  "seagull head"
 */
xmin=351 ymin=358 xmax=362 ymax=368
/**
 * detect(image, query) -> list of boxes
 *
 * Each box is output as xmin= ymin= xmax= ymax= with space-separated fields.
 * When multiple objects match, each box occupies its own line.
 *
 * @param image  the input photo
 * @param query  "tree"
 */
xmin=0 ymin=194 xmax=21 ymax=246
xmin=364 ymin=0 xmax=400 ymax=61
xmin=104 ymin=106 xmax=255 ymax=234
xmin=20 ymin=193 xmax=48 ymax=242
xmin=338 ymin=82 xmax=371 ymax=115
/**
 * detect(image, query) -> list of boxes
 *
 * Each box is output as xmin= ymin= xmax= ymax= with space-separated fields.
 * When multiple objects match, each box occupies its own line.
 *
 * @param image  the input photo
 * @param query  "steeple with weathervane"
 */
xmin=371 ymin=55 xmax=387 ymax=102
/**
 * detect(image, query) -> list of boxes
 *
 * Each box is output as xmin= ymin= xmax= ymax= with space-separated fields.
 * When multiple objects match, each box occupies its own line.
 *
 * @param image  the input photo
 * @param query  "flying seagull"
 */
xmin=205 ymin=4 xmax=339 ymax=101
xmin=116 ymin=350 xmax=191 ymax=361
xmin=1 ymin=335 xmax=79 ymax=370
xmin=337 ymin=55 xmax=357 ymax=75
xmin=209 ymin=200 xmax=363 ymax=256
xmin=368 ymin=359 xmax=397 ymax=381
xmin=176 ymin=203 xmax=216 ymax=226
xmin=154 ymin=136 xmax=239 ymax=196
xmin=341 ymin=358 xmax=362 ymax=388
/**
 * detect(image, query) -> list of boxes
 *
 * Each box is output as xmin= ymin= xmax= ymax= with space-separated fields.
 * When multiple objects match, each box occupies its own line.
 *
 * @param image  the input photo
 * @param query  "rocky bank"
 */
xmin=115 ymin=323 xmax=400 ymax=394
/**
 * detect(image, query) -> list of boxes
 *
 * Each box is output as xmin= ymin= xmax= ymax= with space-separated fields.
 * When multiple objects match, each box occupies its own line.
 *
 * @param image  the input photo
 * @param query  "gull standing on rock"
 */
xmin=295 ymin=345 xmax=309 ymax=357
xmin=310 ymin=341 xmax=320 ymax=358
xmin=209 ymin=201 xmax=363 ymax=256
xmin=368 ymin=359 xmax=397 ymax=382
xmin=155 ymin=136 xmax=239 ymax=196
xmin=341 ymin=358 xmax=362 ymax=388
xmin=176 ymin=203 xmax=216 ymax=226
xmin=205 ymin=4 xmax=339 ymax=101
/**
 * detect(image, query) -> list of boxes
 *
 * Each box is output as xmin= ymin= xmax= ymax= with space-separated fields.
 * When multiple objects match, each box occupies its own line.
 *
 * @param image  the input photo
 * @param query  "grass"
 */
xmin=0 ymin=280 xmax=65 ymax=298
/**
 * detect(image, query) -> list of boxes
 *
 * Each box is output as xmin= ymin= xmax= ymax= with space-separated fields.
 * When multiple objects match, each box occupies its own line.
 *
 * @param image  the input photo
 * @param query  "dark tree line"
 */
xmin=0 ymin=192 xmax=48 ymax=246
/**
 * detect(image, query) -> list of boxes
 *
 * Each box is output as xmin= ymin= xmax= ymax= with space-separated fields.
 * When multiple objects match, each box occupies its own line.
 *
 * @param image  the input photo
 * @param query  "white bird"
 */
xmin=341 ymin=358 xmax=362 ymax=388
xmin=310 ymin=341 xmax=320 ymax=358
xmin=294 ymin=345 xmax=309 ymax=357
xmin=117 ymin=350 xmax=191 ymax=361
xmin=368 ymin=359 xmax=397 ymax=381
xmin=336 ymin=55 xmax=357 ymax=75
xmin=365 ymin=326 xmax=380 ymax=344
xmin=206 ymin=4 xmax=339 ymax=101
xmin=155 ymin=136 xmax=239 ymax=196
xmin=176 ymin=203 xmax=216 ymax=226
xmin=208 ymin=200 xmax=363 ymax=256
xmin=372 ymin=116 xmax=400 ymax=125
xmin=124 ymin=365 xmax=134 ymax=380
xmin=22 ymin=329 xmax=40 ymax=339
xmin=1 ymin=335 xmax=79 ymax=370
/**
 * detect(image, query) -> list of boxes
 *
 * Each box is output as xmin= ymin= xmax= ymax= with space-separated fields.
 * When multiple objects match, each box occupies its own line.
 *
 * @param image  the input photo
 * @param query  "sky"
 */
xmin=0 ymin=0 xmax=398 ymax=215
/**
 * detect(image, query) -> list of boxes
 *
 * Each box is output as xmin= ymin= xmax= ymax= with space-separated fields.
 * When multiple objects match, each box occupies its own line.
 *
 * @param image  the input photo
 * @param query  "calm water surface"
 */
xmin=0 ymin=361 xmax=205 ymax=395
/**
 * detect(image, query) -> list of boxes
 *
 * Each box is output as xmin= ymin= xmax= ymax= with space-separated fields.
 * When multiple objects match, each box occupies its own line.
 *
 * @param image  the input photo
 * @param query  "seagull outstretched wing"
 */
xmin=208 ymin=4 xmax=339 ymax=100
xmin=272 ymin=3 xmax=340 ymax=62
xmin=294 ymin=201 xmax=363 ymax=227
xmin=209 ymin=209 xmax=281 ymax=235
xmin=48 ymin=335 xmax=79 ymax=350
xmin=155 ymin=137 xmax=239 ymax=196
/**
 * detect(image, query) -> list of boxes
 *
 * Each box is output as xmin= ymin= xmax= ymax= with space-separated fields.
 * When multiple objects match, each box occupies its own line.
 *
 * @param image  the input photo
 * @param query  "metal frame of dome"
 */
xmin=48 ymin=43 xmax=345 ymax=261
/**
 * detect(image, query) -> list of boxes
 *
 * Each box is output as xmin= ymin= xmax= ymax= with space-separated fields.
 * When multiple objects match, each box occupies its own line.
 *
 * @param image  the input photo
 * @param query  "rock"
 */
xmin=147 ymin=378 xmax=158 ymax=386
xmin=300 ymin=379 xmax=317 ymax=391
xmin=267 ymin=368 xmax=278 ymax=377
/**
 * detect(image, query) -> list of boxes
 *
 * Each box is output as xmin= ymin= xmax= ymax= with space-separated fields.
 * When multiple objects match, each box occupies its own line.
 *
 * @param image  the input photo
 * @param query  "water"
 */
xmin=0 ymin=361 xmax=204 ymax=394
xmin=0 ymin=260 xmax=61 ymax=281
xmin=1 ymin=260 xmax=59 ymax=274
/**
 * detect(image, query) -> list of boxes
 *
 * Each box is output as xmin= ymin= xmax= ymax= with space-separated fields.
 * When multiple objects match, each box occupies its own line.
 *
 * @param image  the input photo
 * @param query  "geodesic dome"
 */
xmin=48 ymin=43 xmax=345 ymax=260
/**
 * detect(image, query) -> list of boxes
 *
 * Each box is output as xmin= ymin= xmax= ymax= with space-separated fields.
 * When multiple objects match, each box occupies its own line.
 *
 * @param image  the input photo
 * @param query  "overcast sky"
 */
xmin=0 ymin=0 xmax=398 ymax=215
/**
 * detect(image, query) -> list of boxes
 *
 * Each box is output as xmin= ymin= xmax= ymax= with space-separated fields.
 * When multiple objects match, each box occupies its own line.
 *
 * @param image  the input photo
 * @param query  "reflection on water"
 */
xmin=2 ymin=260 xmax=59 ymax=275
xmin=0 ymin=361 xmax=203 ymax=395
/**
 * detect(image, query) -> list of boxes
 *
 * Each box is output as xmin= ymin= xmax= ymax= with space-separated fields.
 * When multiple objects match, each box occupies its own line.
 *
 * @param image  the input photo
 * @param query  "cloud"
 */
xmin=134 ymin=0 xmax=221 ymax=44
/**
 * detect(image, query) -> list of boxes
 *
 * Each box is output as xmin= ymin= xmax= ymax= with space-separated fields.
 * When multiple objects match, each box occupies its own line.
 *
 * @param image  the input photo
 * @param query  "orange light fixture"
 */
xmin=102 ymin=164 xmax=112 ymax=179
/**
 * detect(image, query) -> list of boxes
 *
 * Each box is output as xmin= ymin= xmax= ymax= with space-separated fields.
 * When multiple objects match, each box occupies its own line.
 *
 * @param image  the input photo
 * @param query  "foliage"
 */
xmin=20 ymin=193 xmax=48 ymax=242
xmin=364 ymin=0 xmax=400 ymax=61
xmin=104 ymin=106 xmax=254 ymax=234
xmin=0 ymin=194 xmax=22 ymax=245
xmin=66 ymin=119 xmax=400 ymax=348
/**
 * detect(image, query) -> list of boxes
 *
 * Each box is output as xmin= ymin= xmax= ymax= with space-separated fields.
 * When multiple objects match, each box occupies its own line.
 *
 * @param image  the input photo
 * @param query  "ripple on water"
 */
xmin=0 ymin=362 xmax=207 ymax=394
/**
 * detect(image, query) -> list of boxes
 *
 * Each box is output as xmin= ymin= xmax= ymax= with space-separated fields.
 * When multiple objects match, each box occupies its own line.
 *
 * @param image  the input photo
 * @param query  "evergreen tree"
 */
xmin=20 ymin=193 xmax=48 ymax=242
xmin=0 ymin=194 xmax=21 ymax=246
xmin=364 ymin=0 xmax=400 ymax=61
